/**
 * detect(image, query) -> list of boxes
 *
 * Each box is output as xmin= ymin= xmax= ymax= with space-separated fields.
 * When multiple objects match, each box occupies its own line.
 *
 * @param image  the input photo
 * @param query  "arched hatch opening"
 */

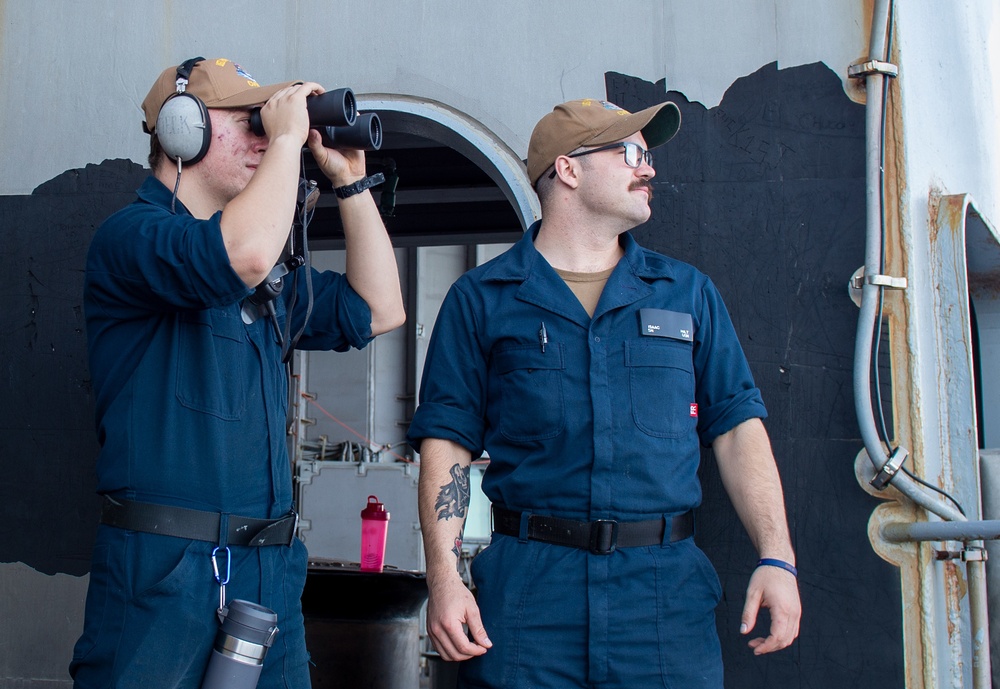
xmin=290 ymin=97 xmax=537 ymax=575
xmin=302 ymin=94 xmax=539 ymax=248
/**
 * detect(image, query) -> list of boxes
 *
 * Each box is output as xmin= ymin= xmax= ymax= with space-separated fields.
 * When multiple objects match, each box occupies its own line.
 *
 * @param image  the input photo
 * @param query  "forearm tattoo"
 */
xmin=435 ymin=464 xmax=470 ymax=559
xmin=435 ymin=463 xmax=470 ymax=521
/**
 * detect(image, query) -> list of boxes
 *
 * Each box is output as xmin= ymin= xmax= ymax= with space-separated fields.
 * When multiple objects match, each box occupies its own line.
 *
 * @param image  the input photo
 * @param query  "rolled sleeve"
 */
xmin=693 ymin=278 xmax=768 ymax=445
xmin=407 ymin=282 xmax=488 ymax=457
xmin=283 ymin=267 xmax=374 ymax=352
xmin=406 ymin=402 xmax=486 ymax=457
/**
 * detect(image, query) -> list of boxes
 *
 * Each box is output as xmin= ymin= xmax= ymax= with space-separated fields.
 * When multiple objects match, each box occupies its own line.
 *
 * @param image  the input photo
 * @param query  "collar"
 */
xmin=136 ymin=175 xmax=191 ymax=215
xmin=480 ymin=220 xmax=678 ymax=283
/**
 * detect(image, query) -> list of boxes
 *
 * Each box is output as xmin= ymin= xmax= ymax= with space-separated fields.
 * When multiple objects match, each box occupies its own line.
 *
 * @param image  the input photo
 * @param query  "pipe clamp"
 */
xmin=848 ymin=60 xmax=899 ymax=79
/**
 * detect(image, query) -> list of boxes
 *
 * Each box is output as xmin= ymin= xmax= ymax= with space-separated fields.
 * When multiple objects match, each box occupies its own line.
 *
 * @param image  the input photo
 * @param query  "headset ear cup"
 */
xmin=156 ymin=92 xmax=212 ymax=164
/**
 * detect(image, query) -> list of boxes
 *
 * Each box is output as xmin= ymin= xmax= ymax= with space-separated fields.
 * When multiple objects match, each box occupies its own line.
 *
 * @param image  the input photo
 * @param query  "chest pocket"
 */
xmin=176 ymin=308 xmax=250 ymax=420
xmin=493 ymin=344 xmax=566 ymax=442
xmin=625 ymin=339 xmax=696 ymax=439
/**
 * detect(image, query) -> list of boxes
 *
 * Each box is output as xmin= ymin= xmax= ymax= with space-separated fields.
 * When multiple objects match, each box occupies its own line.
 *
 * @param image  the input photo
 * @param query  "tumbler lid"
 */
xmin=221 ymin=599 xmax=279 ymax=646
xmin=360 ymin=495 xmax=390 ymax=521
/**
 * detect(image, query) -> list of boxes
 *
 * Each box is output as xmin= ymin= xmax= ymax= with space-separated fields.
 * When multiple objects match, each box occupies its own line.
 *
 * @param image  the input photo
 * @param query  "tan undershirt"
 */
xmin=554 ymin=266 xmax=615 ymax=317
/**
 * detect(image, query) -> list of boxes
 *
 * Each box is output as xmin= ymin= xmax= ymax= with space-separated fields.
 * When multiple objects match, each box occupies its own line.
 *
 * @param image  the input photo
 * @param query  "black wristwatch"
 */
xmin=333 ymin=173 xmax=385 ymax=199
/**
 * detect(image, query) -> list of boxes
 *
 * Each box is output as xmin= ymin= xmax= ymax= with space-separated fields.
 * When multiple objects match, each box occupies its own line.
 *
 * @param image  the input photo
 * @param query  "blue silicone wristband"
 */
xmin=757 ymin=558 xmax=798 ymax=577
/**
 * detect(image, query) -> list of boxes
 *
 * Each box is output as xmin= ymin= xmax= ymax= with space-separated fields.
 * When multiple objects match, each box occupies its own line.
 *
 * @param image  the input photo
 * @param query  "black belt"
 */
xmin=492 ymin=505 xmax=693 ymax=555
xmin=100 ymin=496 xmax=298 ymax=547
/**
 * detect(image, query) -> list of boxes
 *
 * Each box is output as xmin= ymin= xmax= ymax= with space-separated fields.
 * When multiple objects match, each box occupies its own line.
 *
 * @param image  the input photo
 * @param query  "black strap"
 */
xmin=176 ymin=57 xmax=205 ymax=82
xmin=100 ymin=496 xmax=297 ymax=547
xmin=333 ymin=173 xmax=385 ymax=199
xmin=492 ymin=505 xmax=693 ymax=555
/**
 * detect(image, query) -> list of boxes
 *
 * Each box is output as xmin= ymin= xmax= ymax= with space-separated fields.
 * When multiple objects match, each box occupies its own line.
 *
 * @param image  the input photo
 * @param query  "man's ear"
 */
xmin=552 ymin=155 xmax=582 ymax=189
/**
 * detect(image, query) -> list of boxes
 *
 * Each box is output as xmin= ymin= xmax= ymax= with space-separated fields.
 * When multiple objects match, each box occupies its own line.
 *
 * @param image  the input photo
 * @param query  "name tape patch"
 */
xmin=638 ymin=309 xmax=694 ymax=342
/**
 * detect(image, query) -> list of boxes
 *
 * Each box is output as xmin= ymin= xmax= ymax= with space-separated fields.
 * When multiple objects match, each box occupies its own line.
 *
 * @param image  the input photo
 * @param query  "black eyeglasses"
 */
xmin=548 ymin=142 xmax=654 ymax=178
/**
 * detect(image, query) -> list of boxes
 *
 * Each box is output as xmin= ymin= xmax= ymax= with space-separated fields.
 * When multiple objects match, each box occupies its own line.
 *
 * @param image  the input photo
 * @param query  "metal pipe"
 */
xmin=979 ymin=450 xmax=1000 ymax=689
xmin=881 ymin=520 xmax=1000 ymax=543
xmin=852 ymin=0 xmax=967 ymax=523
xmin=968 ymin=555 xmax=992 ymax=689
xmin=854 ymin=4 xmax=991 ymax=687
xmin=852 ymin=0 xmax=895 ymax=481
xmin=881 ymin=520 xmax=995 ymax=687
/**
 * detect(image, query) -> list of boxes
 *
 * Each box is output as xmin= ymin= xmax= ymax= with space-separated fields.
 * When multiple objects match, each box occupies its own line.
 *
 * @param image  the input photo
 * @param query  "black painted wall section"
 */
xmin=608 ymin=63 xmax=904 ymax=687
xmin=0 ymin=159 xmax=147 ymax=576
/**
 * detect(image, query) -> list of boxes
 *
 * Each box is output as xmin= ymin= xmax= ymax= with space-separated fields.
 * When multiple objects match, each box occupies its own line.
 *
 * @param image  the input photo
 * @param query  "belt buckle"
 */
xmin=589 ymin=519 xmax=618 ymax=555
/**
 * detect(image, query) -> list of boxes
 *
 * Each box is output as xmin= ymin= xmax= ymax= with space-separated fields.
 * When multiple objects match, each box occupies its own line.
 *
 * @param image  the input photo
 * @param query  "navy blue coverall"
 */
xmin=71 ymin=176 xmax=374 ymax=688
xmin=407 ymin=223 xmax=767 ymax=688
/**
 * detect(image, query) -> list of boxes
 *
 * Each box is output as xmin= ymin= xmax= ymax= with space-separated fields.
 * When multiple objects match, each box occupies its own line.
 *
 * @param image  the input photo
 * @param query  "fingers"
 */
xmin=464 ymin=603 xmax=493 ymax=650
xmin=427 ymin=620 xmax=492 ymax=661
xmin=307 ymin=130 xmax=367 ymax=187
xmin=746 ymin=611 xmax=799 ymax=655
xmin=426 ymin=582 xmax=492 ymax=662
xmin=257 ymin=82 xmax=322 ymax=143
xmin=740 ymin=566 xmax=801 ymax=655
xmin=428 ymin=623 xmax=488 ymax=661
xmin=745 ymin=615 xmax=796 ymax=656
xmin=740 ymin=580 xmax=762 ymax=636
xmin=428 ymin=614 xmax=491 ymax=661
xmin=271 ymin=81 xmax=323 ymax=100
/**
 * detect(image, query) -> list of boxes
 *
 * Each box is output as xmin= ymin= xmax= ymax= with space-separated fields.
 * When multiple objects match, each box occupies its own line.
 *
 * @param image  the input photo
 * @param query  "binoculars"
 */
xmin=249 ymin=87 xmax=382 ymax=151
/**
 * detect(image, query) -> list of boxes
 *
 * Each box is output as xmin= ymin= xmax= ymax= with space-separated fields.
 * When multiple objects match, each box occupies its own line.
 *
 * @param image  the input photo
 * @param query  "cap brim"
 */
xmin=639 ymin=102 xmax=681 ymax=148
xmin=586 ymin=101 xmax=681 ymax=150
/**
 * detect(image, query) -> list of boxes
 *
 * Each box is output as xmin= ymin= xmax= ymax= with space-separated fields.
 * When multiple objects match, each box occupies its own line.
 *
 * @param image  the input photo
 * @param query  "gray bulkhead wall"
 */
xmin=0 ymin=1 xmax=869 ymax=197
xmin=2 ymin=2 xmax=998 ymax=687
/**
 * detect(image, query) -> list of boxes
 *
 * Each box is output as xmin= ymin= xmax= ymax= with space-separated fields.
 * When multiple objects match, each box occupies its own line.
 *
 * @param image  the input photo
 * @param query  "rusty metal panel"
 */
xmin=872 ymin=194 xmax=1000 ymax=689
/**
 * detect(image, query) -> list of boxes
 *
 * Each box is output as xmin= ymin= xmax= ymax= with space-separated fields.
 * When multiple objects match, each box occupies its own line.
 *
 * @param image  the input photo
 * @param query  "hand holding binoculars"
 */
xmin=249 ymin=87 xmax=382 ymax=151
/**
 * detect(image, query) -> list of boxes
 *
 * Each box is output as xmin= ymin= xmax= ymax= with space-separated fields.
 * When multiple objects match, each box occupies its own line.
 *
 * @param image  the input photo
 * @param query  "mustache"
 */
xmin=629 ymin=180 xmax=654 ymax=200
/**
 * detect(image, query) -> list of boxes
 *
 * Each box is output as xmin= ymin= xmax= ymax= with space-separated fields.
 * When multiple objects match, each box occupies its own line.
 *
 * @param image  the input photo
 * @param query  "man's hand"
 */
xmin=256 ymin=82 xmax=316 ymax=147
xmin=259 ymin=81 xmax=367 ymax=187
xmin=307 ymin=129 xmax=367 ymax=188
xmin=426 ymin=573 xmax=492 ymax=661
xmin=740 ymin=564 xmax=801 ymax=654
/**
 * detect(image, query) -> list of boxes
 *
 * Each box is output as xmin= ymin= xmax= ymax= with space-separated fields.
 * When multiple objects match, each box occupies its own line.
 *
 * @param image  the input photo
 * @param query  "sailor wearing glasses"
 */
xmin=408 ymin=99 xmax=800 ymax=688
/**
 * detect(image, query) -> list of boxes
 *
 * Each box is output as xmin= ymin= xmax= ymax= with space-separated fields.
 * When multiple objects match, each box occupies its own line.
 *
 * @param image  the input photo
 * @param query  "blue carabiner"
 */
xmin=211 ymin=546 xmax=231 ymax=586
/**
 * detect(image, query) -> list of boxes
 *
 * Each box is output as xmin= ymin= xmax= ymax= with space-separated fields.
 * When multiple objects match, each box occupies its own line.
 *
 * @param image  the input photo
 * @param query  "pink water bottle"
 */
xmin=360 ymin=495 xmax=390 ymax=572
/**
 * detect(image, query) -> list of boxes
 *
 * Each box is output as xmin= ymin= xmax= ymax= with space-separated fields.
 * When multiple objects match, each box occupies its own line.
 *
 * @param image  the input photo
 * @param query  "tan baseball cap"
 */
xmin=527 ymin=99 xmax=681 ymax=185
xmin=142 ymin=58 xmax=296 ymax=133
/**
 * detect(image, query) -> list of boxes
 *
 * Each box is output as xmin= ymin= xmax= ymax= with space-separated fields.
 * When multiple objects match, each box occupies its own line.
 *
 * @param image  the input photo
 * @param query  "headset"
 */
xmin=156 ymin=57 xmax=212 ymax=164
